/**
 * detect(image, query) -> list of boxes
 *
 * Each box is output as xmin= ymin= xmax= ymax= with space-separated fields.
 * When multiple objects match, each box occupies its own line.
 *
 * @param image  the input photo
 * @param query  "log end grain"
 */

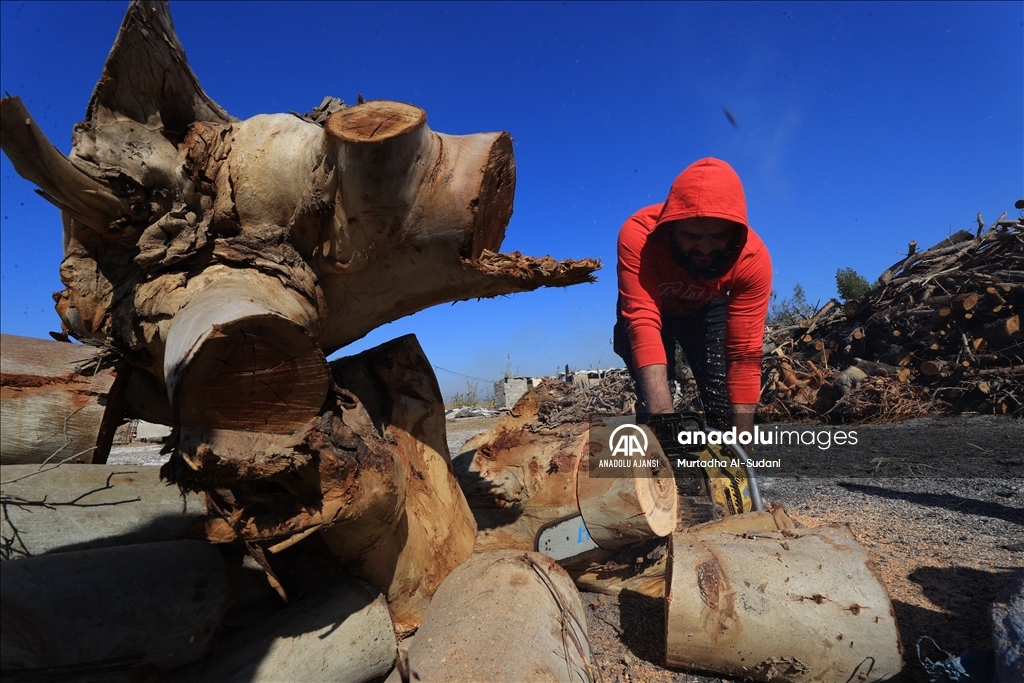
xmin=325 ymin=101 xmax=426 ymax=143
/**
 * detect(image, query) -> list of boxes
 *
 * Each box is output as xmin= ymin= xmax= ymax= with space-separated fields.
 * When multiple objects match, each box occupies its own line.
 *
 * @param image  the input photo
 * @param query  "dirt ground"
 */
xmin=443 ymin=414 xmax=1024 ymax=683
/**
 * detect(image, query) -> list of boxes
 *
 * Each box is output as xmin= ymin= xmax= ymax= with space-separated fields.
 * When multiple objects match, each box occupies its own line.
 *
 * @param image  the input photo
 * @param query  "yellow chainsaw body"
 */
xmin=700 ymin=443 xmax=757 ymax=515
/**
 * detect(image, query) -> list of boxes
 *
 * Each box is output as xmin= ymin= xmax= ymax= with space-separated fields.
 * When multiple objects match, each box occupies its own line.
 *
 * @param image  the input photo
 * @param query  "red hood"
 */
xmin=656 ymin=158 xmax=749 ymax=233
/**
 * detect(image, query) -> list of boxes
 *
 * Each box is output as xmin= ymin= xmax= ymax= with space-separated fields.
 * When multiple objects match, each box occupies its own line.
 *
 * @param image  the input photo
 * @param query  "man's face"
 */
xmin=668 ymin=217 xmax=739 ymax=279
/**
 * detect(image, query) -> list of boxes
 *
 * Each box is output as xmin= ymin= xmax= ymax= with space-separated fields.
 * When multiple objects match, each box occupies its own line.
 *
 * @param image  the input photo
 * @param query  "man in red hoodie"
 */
xmin=615 ymin=158 xmax=771 ymax=433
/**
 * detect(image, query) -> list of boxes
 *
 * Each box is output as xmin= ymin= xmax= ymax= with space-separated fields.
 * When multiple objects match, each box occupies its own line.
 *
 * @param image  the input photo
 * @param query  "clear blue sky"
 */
xmin=2 ymin=1 xmax=1021 ymax=400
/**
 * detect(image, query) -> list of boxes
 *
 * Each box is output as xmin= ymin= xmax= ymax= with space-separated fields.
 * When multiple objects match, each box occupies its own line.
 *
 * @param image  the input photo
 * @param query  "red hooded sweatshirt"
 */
xmin=616 ymin=158 xmax=772 ymax=405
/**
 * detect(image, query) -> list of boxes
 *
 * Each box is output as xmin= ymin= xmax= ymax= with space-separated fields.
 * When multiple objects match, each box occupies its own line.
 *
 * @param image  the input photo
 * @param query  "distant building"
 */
xmin=493 ymin=368 xmax=626 ymax=410
xmin=492 ymin=376 xmax=547 ymax=410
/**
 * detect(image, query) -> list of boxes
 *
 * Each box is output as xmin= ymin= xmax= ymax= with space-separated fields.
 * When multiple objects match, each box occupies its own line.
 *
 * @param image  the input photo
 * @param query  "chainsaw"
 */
xmin=644 ymin=412 xmax=764 ymax=518
xmin=535 ymin=412 xmax=763 ymax=563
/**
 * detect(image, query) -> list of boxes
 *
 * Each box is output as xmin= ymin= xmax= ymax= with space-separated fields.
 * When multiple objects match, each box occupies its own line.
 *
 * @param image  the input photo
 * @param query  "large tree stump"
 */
xmin=1 ymin=0 xmax=599 ymax=647
xmin=167 ymin=335 xmax=476 ymax=635
xmin=0 ymin=1 xmax=598 ymax=436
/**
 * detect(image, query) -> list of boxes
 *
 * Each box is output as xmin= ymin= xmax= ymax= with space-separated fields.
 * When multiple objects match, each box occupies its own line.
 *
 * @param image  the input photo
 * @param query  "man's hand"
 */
xmin=636 ymin=364 xmax=674 ymax=414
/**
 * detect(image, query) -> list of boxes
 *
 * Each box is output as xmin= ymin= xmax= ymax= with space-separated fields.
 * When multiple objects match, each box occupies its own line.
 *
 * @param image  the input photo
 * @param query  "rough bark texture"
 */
xmin=166 ymin=335 xmax=476 ymax=635
xmin=0 ymin=1 xmax=599 ymax=435
xmin=407 ymin=550 xmax=597 ymax=683
xmin=0 ymin=335 xmax=118 ymax=465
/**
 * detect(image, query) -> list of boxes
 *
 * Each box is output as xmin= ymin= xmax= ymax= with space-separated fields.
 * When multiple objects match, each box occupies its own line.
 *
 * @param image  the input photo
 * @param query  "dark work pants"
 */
xmin=613 ymin=297 xmax=731 ymax=430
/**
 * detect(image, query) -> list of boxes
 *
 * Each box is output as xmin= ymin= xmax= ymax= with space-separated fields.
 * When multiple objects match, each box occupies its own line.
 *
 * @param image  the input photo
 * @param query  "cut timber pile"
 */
xmin=0 ymin=0 xmax=598 ymax=651
xmin=762 ymin=215 xmax=1023 ymax=421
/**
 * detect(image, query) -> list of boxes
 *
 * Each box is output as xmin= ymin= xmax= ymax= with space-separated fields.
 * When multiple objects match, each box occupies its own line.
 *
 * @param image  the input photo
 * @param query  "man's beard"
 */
xmin=670 ymin=239 xmax=732 ymax=279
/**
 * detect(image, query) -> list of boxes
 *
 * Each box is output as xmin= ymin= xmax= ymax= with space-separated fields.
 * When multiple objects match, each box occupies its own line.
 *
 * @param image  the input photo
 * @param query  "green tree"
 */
xmin=835 ymin=267 xmax=873 ymax=302
xmin=767 ymin=283 xmax=817 ymax=327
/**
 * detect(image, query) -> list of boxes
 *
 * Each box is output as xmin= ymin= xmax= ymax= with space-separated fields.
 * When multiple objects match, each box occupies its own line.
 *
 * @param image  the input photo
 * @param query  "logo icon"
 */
xmin=608 ymin=424 xmax=648 ymax=458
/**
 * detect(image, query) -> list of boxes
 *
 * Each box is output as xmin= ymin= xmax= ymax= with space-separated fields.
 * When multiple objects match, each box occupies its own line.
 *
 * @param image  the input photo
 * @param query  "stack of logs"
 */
xmin=1 ymin=350 xmax=905 ymax=683
xmin=762 ymin=215 xmax=1023 ymax=421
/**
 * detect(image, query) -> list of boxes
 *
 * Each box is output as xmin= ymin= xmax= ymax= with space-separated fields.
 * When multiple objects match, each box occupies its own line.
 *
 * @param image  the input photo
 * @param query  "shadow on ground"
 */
xmin=837 ymin=482 xmax=1024 ymax=526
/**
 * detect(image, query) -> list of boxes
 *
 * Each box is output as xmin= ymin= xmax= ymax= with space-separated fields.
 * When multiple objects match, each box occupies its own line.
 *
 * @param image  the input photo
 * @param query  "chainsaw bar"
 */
xmin=535 ymin=514 xmax=602 ymax=564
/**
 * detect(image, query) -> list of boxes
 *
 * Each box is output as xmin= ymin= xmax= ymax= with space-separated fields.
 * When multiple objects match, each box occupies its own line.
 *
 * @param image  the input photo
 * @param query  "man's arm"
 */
xmin=732 ymin=403 xmax=756 ymax=435
xmin=724 ymin=239 xmax=773 ymax=438
xmin=636 ymin=364 xmax=674 ymax=414
xmin=640 ymin=367 xmax=757 ymax=439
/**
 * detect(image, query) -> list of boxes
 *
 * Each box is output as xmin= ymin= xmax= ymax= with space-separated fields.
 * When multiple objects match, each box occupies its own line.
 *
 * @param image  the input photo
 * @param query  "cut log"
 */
xmin=568 ymin=507 xmax=800 ymax=598
xmin=0 ymin=540 xmax=227 ymax=672
xmin=407 ymin=550 xmax=597 ymax=683
xmin=577 ymin=423 xmax=677 ymax=549
xmin=166 ymin=334 xmax=476 ymax=636
xmin=453 ymin=382 xmax=590 ymax=552
xmin=0 ymin=334 xmax=117 ymax=465
xmin=172 ymin=578 xmax=396 ymax=683
xmin=162 ymin=274 xmax=328 ymax=432
xmin=0 ymin=464 xmax=206 ymax=561
xmin=981 ymin=314 xmax=1021 ymax=346
xmin=665 ymin=525 xmax=902 ymax=682
xmin=920 ymin=360 xmax=947 ymax=377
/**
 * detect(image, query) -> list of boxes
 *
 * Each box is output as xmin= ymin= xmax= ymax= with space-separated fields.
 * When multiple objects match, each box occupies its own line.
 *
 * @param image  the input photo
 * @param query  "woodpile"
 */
xmin=762 ymin=217 xmax=1023 ymax=421
xmin=0 ymin=0 xmax=598 ymax=677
